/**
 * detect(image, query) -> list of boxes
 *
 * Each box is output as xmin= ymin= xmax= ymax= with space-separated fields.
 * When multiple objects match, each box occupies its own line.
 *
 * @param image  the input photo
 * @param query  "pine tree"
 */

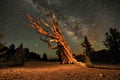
xmin=42 ymin=53 xmax=48 ymax=61
xmin=103 ymin=28 xmax=120 ymax=62
xmin=82 ymin=36 xmax=94 ymax=67
xmin=15 ymin=43 xmax=25 ymax=66
xmin=56 ymin=44 xmax=62 ymax=62
xmin=103 ymin=28 xmax=120 ymax=52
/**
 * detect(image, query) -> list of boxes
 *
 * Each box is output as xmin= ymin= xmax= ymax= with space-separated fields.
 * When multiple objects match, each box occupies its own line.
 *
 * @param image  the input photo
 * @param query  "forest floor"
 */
xmin=0 ymin=61 xmax=120 ymax=80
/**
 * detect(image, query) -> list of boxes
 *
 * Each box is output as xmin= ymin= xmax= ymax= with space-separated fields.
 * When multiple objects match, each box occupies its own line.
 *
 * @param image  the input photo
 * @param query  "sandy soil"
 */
xmin=0 ymin=61 xmax=120 ymax=80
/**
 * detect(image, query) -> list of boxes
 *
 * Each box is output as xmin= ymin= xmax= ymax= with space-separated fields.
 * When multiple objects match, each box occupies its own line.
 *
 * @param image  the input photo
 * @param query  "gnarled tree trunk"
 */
xmin=27 ymin=13 xmax=78 ymax=64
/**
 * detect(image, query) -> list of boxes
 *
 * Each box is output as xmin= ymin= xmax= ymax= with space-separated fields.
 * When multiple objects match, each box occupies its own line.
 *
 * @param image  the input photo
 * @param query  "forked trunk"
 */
xmin=27 ymin=13 xmax=79 ymax=64
xmin=58 ymin=38 xmax=78 ymax=64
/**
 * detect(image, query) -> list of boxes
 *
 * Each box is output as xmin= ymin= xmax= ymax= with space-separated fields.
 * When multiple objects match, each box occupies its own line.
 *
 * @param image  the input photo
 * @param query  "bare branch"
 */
xmin=41 ymin=18 xmax=50 ymax=28
xmin=27 ymin=13 xmax=79 ymax=64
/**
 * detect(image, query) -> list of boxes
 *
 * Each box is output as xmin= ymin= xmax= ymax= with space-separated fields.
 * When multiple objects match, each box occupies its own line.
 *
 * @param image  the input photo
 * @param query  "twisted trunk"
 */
xmin=27 ymin=13 xmax=78 ymax=64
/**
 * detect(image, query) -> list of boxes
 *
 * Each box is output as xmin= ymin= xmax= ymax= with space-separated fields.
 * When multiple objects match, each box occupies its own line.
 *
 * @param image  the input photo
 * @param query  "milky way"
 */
xmin=24 ymin=0 xmax=120 ymax=50
xmin=0 ymin=0 xmax=120 ymax=58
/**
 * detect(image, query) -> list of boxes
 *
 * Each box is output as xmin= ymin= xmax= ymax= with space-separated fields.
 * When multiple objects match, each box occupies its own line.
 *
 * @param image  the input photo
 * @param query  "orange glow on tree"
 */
xmin=27 ymin=13 xmax=79 ymax=64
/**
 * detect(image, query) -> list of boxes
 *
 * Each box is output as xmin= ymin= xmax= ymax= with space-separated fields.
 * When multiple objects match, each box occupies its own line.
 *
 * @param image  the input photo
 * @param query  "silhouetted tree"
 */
xmin=29 ymin=52 xmax=41 ymax=60
xmin=82 ymin=36 xmax=94 ymax=55
xmin=0 ymin=46 xmax=9 ymax=62
xmin=82 ymin=36 xmax=94 ymax=67
xmin=103 ymin=28 xmax=120 ymax=62
xmin=15 ymin=43 xmax=25 ymax=66
xmin=103 ymin=28 xmax=120 ymax=51
xmin=9 ymin=44 xmax=16 ymax=55
xmin=0 ymin=34 xmax=8 ymax=62
xmin=0 ymin=34 xmax=4 ymax=49
xmin=56 ymin=44 xmax=62 ymax=62
xmin=42 ymin=53 xmax=48 ymax=61
xmin=24 ymin=48 xmax=30 ymax=62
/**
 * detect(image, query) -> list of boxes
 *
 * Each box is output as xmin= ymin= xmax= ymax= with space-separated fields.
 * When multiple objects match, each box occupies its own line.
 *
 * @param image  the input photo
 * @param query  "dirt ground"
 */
xmin=0 ymin=61 xmax=120 ymax=80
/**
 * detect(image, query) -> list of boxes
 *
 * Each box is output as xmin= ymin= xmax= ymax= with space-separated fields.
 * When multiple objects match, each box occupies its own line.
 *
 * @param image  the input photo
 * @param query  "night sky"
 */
xmin=0 ymin=0 xmax=120 ymax=58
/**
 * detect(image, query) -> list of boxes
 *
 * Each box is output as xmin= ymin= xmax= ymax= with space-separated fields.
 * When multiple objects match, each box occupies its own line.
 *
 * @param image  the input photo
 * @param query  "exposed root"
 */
xmin=76 ymin=62 xmax=86 ymax=67
xmin=61 ymin=58 xmax=78 ymax=64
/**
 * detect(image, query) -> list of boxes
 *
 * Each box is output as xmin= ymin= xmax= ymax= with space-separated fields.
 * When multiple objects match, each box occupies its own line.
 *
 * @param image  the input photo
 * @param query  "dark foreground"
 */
xmin=0 ymin=61 xmax=120 ymax=80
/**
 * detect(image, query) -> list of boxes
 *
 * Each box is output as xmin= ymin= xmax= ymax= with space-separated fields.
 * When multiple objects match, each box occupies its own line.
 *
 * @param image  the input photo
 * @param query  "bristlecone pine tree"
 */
xmin=82 ymin=36 xmax=94 ymax=67
xmin=27 ymin=13 xmax=81 ymax=64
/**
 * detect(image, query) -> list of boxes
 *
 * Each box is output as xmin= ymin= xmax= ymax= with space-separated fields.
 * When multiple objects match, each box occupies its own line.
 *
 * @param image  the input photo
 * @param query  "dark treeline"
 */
xmin=0 ymin=27 xmax=120 ymax=66
xmin=0 ymin=44 xmax=49 ymax=62
xmin=75 ymin=28 xmax=120 ymax=64
xmin=54 ymin=28 xmax=120 ymax=65
xmin=0 ymin=36 xmax=48 ymax=66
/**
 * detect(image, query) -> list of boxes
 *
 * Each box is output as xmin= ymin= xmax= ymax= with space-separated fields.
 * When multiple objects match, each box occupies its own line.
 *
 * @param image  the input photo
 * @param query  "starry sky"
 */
xmin=0 ymin=0 xmax=120 ymax=58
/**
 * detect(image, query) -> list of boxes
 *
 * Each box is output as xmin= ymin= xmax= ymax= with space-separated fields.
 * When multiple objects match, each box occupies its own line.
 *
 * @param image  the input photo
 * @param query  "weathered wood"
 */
xmin=27 ymin=13 xmax=78 ymax=64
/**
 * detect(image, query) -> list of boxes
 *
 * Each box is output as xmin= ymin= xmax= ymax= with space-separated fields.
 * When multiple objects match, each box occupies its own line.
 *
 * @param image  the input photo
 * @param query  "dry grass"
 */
xmin=0 ymin=61 xmax=120 ymax=80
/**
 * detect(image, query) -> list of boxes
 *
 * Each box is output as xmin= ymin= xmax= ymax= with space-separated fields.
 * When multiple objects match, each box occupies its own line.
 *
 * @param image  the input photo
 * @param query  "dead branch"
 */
xmin=27 ymin=13 xmax=80 ymax=64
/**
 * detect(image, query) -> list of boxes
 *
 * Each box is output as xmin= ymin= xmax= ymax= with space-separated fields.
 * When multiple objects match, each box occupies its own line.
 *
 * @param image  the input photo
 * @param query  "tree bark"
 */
xmin=27 ymin=13 xmax=78 ymax=64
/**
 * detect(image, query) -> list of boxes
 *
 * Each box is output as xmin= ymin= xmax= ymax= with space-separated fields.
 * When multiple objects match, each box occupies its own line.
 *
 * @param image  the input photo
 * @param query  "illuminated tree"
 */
xmin=27 ymin=13 xmax=79 ymax=64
